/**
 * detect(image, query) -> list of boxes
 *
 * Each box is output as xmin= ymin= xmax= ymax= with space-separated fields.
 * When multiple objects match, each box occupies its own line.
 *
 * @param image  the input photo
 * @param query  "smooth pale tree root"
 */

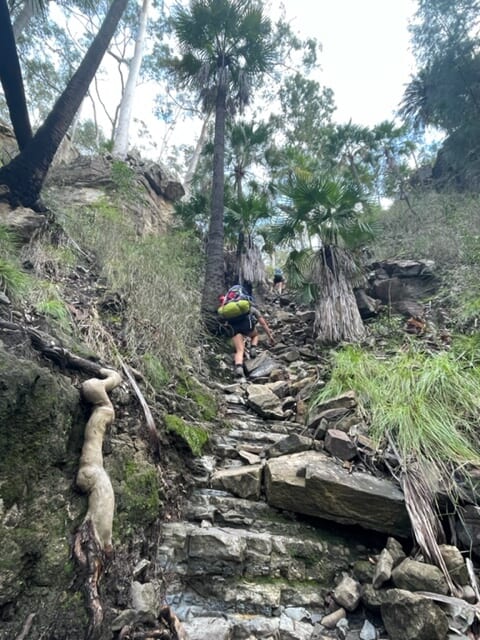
xmin=73 ymin=367 xmax=122 ymax=638
xmin=1 ymin=321 xmax=186 ymax=639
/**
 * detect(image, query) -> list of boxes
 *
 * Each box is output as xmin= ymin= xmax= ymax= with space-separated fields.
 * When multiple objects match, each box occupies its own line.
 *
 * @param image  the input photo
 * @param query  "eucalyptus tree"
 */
xmin=112 ymin=0 xmax=154 ymax=158
xmin=0 ymin=0 xmax=129 ymax=209
xmin=274 ymin=172 xmax=373 ymax=344
xmin=270 ymin=72 xmax=335 ymax=156
xmin=169 ymin=0 xmax=277 ymax=327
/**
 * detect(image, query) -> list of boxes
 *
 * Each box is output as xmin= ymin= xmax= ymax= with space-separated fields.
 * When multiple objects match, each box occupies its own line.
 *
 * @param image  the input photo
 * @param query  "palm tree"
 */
xmin=0 ymin=0 xmax=128 ymax=210
xmin=224 ymin=189 xmax=270 ymax=287
xmin=275 ymin=172 xmax=374 ymax=344
xmin=170 ymin=0 xmax=276 ymax=328
xmin=226 ymin=119 xmax=271 ymax=198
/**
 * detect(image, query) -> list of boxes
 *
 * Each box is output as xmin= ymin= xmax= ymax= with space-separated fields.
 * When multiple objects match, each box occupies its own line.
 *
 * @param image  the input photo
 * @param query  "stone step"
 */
xmin=157 ymin=519 xmax=370 ymax=618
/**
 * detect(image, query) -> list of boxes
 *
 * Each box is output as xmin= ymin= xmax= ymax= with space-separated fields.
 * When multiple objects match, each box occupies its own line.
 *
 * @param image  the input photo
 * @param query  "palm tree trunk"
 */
xmin=0 ymin=0 xmax=33 ymax=150
xmin=201 ymin=81 xmax=227 ymax=326
xmin=112 ymin=0 xmax=151 ymax=158
xmin=313 ymin=246 xmax=365 ymax=344
xmin=0 ymin=0 xmax=128 ymax=209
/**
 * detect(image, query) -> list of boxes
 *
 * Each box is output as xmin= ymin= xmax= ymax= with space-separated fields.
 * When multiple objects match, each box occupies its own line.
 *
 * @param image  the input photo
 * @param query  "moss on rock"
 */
xmin=164 ymin=413 xmax=209 ymax=456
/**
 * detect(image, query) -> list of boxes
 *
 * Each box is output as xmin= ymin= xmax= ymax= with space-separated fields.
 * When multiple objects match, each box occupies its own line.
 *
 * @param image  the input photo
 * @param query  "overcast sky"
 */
xmin=123 ymin=0 xmax=419 ymax=158
xmin=281 ymin=0 xmax=418 ymax=126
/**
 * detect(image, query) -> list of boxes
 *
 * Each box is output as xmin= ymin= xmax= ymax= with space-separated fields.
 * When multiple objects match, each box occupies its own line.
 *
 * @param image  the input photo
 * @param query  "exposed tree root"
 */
xmin=1 ymin=320 xmax=186 ymax=639
xmin=72 ymin=366 xmax=121 ymax=637
xmin=73 ymin=520 xmax=109 ymax=639
xmin=14 ymin=613 xmax=36 ymax=640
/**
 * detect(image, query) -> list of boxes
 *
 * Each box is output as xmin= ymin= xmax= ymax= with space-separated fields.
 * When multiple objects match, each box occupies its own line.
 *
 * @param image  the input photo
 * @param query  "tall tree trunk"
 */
xmin=183 ymin=109 xmax=212 ymax=197
xmin=0 ymin=0 xmax=33 ymax=150
xmin=0 ymin=0 xmax=128 ymax=209
xmin=201 ymin=82 xmax=227 ymax=328
xmin=112 ymin=0 xmax=151 ymax=158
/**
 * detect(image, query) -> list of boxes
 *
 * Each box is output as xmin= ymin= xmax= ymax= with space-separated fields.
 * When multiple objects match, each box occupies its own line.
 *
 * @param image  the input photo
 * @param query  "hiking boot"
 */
xmin=250 ymin=346 xmax=257 ymax=359
xmin=234 ymin=364 xmax=244 ymax=378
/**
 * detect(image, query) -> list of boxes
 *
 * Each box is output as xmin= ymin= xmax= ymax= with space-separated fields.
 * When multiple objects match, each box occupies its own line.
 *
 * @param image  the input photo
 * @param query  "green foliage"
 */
xmin=170 ymin=0 xmax=277 ymax=111
xmin=33 ymin=281 xmax=72 ymax=330
xmin=401 ymin=0 xmax=480 ymax=189
xmin=110 ymin=160 xmax=138 ymax=198
xmin=373 ymin=192 xmax=480 ymax=264
xmin=36 ymin=298 xmax=70 ymax=322
xmin=0 ymin=225 xmax=30 ymax=299
xmin=275 ymin=172 xmax=374 ymax=249
xmin=0 ymin=258 xmax=30 ymax=299
xmin=313 ymin=343 xmax=480 ymax=468
xmin=164 ymin=413 xmax=209 ymax=456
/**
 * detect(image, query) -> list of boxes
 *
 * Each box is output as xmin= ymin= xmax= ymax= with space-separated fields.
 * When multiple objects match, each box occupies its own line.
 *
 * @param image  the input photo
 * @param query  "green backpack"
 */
xmin=217 ymin=285 xmax=252 ymax=319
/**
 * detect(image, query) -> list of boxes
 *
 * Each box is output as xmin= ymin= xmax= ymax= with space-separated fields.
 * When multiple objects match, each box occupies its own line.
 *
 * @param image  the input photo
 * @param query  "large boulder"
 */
xmin=380 ymin=589 xmax=449 ymax=640
xmin=264 ymin=450 xmax=410 ymax=536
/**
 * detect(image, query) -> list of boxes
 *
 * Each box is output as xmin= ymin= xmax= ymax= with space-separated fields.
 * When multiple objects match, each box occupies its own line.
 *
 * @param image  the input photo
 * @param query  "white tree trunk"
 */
xmin=182 ymin=110 xmax=212 ymax=197
xmin=112 ymin=0 xmax=151 ymax=158
xmin=12 ymin=0 xmax=37 ymax=39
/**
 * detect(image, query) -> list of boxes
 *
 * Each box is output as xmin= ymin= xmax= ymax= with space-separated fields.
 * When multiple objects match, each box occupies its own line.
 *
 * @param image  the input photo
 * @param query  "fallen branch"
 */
xmin=14 ymin=613 xmax=36 ymax=640
xmin=121 ymin=360 xmax=160 ymax=457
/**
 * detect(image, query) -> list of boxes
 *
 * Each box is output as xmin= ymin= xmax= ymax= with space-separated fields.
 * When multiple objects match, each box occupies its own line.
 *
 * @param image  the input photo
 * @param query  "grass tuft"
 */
xmin=313 ymin=343 xmax=480 ymax=467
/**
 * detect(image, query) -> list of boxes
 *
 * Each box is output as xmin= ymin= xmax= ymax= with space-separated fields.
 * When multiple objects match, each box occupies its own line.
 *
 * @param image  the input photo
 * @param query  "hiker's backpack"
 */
xmin=274 ymin=267 xmax=283 ymax=276
xmin=217 ymin=285 xmax=252 ymax=320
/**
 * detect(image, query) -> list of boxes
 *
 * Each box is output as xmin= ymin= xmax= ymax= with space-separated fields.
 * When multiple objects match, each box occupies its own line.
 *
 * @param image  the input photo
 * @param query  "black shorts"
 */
xmin=228 ymin=314 xmax=256 ymax=336
xmin=273 ymin=274 xmax=284 ymax=284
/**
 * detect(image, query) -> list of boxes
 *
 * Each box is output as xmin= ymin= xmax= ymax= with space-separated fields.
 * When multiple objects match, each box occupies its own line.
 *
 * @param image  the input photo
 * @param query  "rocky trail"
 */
xmin=146 ymin=283 xmax=480 ymax=640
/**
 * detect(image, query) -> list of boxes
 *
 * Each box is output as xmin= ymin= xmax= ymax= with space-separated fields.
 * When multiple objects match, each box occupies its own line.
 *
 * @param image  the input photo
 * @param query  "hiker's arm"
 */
xmin=259 ymin=316 xmax=274 ymax=345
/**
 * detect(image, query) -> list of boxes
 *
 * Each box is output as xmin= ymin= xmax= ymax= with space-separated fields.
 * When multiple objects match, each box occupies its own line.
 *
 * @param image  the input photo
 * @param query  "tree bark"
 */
xmin=0 ymin=0 xmax=33 ymax=150
xmin=112 ymin=0 xmax=151 ymax=158
xmin=201 ymin=82 xmax=227 ymax=328
xmin=0 ymin=0 xmax=128 ymax=209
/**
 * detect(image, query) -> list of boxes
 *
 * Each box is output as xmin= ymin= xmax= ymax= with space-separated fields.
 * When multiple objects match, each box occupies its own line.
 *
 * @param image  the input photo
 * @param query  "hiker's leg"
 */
xmin=249 ymin=328 xmax=259 ymax=348
xmin=232 ymin=333 xmax=245 ymax=366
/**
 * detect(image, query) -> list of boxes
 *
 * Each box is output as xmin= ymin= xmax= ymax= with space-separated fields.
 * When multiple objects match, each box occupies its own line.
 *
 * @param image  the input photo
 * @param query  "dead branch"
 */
xmin=121 ymin=360 xmax=160 ymax=457
xmin=467 ymin=558 xmax=480 ymax=603
xmin=14 ymin=613 xmax=36 ymax=640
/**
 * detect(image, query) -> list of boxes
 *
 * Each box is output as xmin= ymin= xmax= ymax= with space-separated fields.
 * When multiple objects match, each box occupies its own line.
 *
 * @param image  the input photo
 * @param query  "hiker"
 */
xmin=229 ymin=306 xmax=275 ymax=379
xmin=218 ymin=287 xmax=275 ymax=379
xmin=273 ymin=267 xmax=285 ymax=294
